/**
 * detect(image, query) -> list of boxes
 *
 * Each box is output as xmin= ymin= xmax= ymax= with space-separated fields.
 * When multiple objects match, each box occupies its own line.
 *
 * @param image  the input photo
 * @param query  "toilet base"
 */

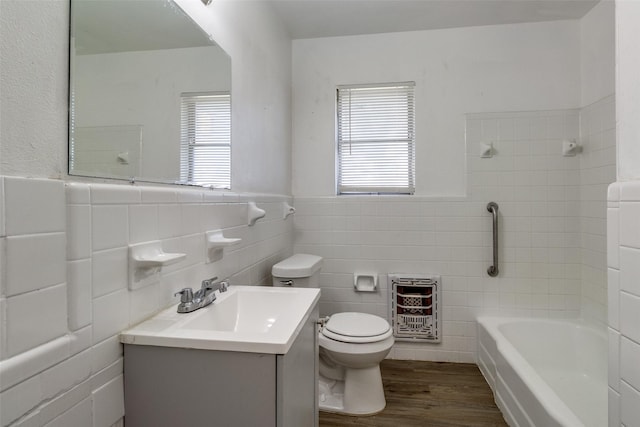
xmin=318 ymin=366 xmax=386 ymax=416
xmin=319 ymin=376 xmax=345 ymax=413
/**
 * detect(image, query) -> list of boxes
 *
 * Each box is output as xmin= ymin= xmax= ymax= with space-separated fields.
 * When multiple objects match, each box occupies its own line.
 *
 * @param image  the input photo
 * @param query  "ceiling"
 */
xmin=267 ymin=0 xmax=601 ymax=39
xmin=73 ymin=0 xmax=601 ymax=53
xmin=73 ymin=0 xmax=214 ymax=55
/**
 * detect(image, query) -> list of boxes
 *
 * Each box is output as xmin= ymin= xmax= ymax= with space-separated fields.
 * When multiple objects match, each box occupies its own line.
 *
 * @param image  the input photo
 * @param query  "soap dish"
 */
xmin=206 ymin=230 xmax=242 ymax=263
xmin=129 ymin=241 xmax=186 ymax=290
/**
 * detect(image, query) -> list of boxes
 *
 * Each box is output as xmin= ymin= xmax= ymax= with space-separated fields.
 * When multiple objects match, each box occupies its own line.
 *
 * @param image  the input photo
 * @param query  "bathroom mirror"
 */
xmin=69 ymin=0 xmax=232 ymax=187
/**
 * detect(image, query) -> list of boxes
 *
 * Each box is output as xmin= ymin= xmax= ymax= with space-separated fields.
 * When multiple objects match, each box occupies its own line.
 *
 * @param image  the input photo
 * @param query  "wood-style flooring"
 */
xmin=319 ymin=360 xmax=508 ymax=427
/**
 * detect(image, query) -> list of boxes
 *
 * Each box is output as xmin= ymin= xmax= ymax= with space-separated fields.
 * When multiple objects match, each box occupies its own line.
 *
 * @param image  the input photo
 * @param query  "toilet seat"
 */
xmin=321 ymin=312 xmax=393 ymax=344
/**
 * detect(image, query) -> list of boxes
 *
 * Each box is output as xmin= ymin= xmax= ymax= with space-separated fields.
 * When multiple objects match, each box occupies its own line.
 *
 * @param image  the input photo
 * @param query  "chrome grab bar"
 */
xmin=487 ymin=202 xmax=499 ymax=277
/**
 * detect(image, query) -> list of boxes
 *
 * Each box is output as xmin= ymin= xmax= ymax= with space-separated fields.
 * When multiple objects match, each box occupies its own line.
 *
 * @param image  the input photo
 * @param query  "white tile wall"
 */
xmin=0 ymin=105 xmax=615 ymax=423
xmin=609 ymin=181 xmax=640 ymax=426
xmin=295 ymin=103 xmax=614 ymax=362
xmin=128 ymin=204 xmax=158 ymax=244
xmin=621 ymin=380 xmax=640 ymax=427
xmin=0 ymin=178 xmax=294 ymax=426
xmin=90 ymin=336 xmax=122 ymax=376
xmin=609 ymin=327 xmax=620 ymax=391
xmin=40 ymin=350 xmax=92 ymax=400
xmin=0 ymin=296 xmax=6 ymax=362
xmin=0 ymin=177 xmax=6 ymax=238
xmin=580 ymin=95 xmax=616 ymax=326
xmin=620 ymin=292 xmax=640 ymax=344
xmin=67 ymin=259 xmax=92 ymax=331
xmin=609 ymin=387 xmax=621 ymax=427
xmin=45 ymin=398 xmax=92 ymax=427
xmin=620 ymin=247 xmax=640 ymax=297
xmin=67 ymin=205 xmax=91 ymax=260
xmin=5 ymin=234 xmax=66 ymax=297
xmin=91 ymin=290 xmax=130 ymax=345
xmin=91 ymin=248 xmax=127 ymax=299
xmin=0 ymin=376 xmax=42 ymax=426
xmin=5 ymin=284 xmax=68 ymax=358
xmin=0 ymin=336 xmax=71 ymax=392
xmin=90 ymin=185 xmax=140 ymax=205
xmin=3 ymin=177 xmax=65 ymax=236
xmin=621 ymin=336 xmax=640 ymax=391
xmin=608 ymin=267 xmax=620 ymax=330
xmin=91 ymin=376 xmax=124 ymax=427
xmin=91 ymin=206 xmax=128 ymax=252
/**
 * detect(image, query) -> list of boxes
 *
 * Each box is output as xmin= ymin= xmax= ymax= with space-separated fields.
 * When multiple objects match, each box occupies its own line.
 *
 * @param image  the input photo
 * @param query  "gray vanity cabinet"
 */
xmin=123 ymin=304 xmax=319 ymax=427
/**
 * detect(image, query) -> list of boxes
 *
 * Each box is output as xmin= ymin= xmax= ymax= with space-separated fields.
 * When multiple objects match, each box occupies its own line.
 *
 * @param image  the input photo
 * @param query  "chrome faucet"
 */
xmin=199 ymin=276 xmax=228 ymax=296
xmin=174 ymin=276 xmax=229 ymax=313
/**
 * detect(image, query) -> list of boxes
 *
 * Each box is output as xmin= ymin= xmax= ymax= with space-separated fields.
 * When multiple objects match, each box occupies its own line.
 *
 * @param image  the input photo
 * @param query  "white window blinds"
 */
xmin=180 ymin=92 xmax=231 ymax=189
xmin=337 ymin=82 xmax=415 ymax=195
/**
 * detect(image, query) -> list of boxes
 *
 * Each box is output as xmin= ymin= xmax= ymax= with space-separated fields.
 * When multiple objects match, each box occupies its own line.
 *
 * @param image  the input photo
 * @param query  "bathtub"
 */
xmin=477 ymin=317 xmax=607 ymax=427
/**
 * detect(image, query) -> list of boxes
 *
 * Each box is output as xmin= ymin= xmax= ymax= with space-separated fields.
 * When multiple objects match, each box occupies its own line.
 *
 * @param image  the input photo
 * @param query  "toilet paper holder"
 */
xmin=354 ymin=273 xmax=377 ymax=292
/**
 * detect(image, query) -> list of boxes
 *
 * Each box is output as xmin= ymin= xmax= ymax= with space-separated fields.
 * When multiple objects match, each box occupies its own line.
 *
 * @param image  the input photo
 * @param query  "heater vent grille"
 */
xmin=389 ymin=274 xmax=441 ymax=343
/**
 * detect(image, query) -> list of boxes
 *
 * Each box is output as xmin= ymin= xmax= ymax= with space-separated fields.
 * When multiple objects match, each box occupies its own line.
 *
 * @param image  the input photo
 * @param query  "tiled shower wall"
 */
xmin=0 ymin=178 xmax=293 ymax=427
xmin=579 ymin=94 xmax=616 ymax=326
xmin=607 ymin=182 xmax=640 ymax=426
xmin=294 ymin=99 xmax=615 ymax=362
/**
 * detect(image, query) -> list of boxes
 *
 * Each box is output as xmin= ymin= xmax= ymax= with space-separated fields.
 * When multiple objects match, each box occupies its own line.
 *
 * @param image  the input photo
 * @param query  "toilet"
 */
xmin=272 ymin=254 xmax=394 ymax=416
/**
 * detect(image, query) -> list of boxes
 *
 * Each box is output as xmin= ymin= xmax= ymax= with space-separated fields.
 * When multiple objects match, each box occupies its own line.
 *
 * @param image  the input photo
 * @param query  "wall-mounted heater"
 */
xmin=388 ymin=274 xmax=441 ymax=343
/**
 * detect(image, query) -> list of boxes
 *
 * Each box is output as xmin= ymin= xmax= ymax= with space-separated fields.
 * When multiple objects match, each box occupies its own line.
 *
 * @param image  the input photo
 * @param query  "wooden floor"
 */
xmin=319 ymin=360 xmax=508 ymax=427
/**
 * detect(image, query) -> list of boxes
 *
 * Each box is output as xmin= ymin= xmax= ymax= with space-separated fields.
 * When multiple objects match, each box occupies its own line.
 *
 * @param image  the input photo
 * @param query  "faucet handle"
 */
xmin=201 ymin=276 xmax=219 ymax=290
xmin=174 ymin=288 xmax=194 ymax=303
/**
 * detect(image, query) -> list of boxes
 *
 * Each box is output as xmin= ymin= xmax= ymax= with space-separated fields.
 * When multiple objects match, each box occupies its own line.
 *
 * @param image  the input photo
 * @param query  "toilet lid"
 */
xmin=324 ymin=312 xmax=391 ymax=338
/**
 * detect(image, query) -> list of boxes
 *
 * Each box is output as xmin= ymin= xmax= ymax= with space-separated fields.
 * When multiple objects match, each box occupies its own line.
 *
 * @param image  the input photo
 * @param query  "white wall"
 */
xmin=608 ymin=1 xmax=640 ymax=425
xmin=176 ymin=0 xmax=293 ymax=195
xmin=616 ymin=0 xmax=640 ymax=182
xmin=580 ymin=95 xmax=616 ymax=326
xmin=577 ymin=1 xmax=616 ymax=329
xmin=0 ymin=0 xmax=295 ymax=425
xmin=580 ymin=0 xmax=615 ymax=106
xmin=0 ymin=0 xmax=69 ymax=179
xmin=296 ymin=109 xmax=586 ymax=362
xmin=0 ymin=0 xmax=623 ymax=423
xmin=292 ymin=20 xmax=581 ymax=197
xmin=0 ymin=0 xmax=292 ymax=196
xmin=74 ymin=46 xmax=230 ymax=182
xmin=0 ymin=180 xmax=293 ymax=427
xmin=291 ymin=8 xmax=615 ymax=361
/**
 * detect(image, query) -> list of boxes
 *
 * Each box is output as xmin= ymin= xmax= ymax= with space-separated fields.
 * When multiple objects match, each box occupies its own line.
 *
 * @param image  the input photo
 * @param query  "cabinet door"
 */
xmin=124 ymin=345 xmax=276 ymax=427
xmin=277 ymin=304 xmax=319 ymax=427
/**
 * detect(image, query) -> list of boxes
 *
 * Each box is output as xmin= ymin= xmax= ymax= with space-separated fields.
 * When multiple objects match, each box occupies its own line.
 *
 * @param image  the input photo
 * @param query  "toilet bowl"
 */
xmin=272 ymin=254 xmax=395 ymax=416
xmin=318 ymin=312 xmax=394 ymax=415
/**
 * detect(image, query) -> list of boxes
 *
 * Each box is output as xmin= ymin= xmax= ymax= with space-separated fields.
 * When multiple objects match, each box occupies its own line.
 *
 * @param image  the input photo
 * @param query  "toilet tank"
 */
xmin=272 ymin=254 xmax=323 ymax=287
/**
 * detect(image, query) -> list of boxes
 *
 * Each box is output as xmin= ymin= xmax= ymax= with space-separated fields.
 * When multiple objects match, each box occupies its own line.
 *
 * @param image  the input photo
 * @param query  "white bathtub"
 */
xmin=477 ymin=317 xmax=607 ymax=427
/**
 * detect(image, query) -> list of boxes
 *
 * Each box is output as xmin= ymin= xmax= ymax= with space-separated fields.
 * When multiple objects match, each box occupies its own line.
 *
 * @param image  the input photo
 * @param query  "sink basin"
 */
xmin=183 ymin=288 xmax=296 ymax=333
xmin=120 ymin=286 xmax=320 ymax=354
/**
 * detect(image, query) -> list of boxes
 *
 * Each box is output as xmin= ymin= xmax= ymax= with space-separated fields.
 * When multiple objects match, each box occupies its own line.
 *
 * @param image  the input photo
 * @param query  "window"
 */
xmin=337 ymin=82 xmax=415 ymax=195
xmin=180 ymin=92 xmax=231 ymax=188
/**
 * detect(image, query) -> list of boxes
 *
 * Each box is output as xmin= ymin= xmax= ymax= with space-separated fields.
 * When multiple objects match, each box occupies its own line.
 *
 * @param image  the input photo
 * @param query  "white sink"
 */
xmin=120 ymin=286 xmax=320 ymax=354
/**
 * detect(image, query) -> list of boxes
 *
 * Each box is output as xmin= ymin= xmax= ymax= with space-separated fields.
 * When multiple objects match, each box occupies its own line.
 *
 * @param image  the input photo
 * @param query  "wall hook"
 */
xmin=562 ymin=139 xmax=582 ymax=156
xmin=283 ymin=202 xmax=296 ymax=219
xmin=480 ymin=142 xmax=494 ymax=158
xmin=248 ymin=201 xmax=266 ymax=226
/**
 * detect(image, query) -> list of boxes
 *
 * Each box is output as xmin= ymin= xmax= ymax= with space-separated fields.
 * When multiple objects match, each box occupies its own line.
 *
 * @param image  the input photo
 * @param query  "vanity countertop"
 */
xmin=120 ymin=285 xmax=320 ymax=354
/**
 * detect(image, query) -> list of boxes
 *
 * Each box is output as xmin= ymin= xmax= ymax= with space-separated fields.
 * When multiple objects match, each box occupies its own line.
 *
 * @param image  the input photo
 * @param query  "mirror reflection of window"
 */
xmin=69 ymin=0 xmax=231 ymax=186
xmin=179 ymin=92 xmax=231 ymax=188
